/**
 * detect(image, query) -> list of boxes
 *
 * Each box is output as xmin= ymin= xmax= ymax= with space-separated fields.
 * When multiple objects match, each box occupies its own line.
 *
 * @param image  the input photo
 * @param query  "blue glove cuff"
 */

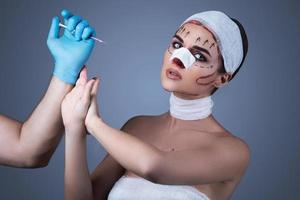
xmin=53 ymin=63 xmax=81 ymax=85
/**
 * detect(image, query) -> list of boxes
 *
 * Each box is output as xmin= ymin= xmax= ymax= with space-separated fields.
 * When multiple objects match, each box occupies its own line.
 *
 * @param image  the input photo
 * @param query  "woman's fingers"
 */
xmin=82 ymin=79 xmax=95 ymax=105
xmin=91 ymin=77 xmax=100 ymax=96
xmin=75 ymin=66 xmax=88 ymax=87
xmin=89 ymin=78 xmax=100 ymax=114
xmin=71 ymin=67 xmax=87 ymax=100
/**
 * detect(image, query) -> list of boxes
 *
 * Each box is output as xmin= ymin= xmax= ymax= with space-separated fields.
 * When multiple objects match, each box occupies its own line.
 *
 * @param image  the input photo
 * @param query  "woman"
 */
xmin=62 ymin=10 xmax=250 ymax=200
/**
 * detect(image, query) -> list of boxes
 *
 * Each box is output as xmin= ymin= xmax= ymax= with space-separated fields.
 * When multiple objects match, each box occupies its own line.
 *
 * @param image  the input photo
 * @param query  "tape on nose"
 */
xmin=173 ymin=58 xmax=184 ymax=68
xmin=169 ymin=47 xmax=195 ymax=69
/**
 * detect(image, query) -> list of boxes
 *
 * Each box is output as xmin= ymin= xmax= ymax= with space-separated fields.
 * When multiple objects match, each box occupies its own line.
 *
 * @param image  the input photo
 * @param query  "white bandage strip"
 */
xmin=169 ymin=92 xmax=213 ymax=120
xmin=169 ymin=47 xmax=196 ymax=69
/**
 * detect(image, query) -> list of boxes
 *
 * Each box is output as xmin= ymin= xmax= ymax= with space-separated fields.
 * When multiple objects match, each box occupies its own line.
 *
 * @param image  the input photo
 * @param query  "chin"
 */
xmin=160 ymin=77 xmax=179 ymax=92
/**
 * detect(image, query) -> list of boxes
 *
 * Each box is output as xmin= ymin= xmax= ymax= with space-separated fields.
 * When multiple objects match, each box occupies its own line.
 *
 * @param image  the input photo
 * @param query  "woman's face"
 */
xmin=160 ymin=22 xmax=229 ymax=99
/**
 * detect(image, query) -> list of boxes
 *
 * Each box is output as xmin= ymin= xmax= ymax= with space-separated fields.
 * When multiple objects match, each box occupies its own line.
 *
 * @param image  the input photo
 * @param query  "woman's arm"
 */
xmin=61 ymin=69 xmax=96 ymax=200
xmin=87 ymin=117 xmax=161 ymax=178
xmin=0 ymin=77 xmax=72 ymax=168
xmin=88 ymin=117 xmax=250 ymax=185
xmin=64 ymin=128 xmax=93 ymax=200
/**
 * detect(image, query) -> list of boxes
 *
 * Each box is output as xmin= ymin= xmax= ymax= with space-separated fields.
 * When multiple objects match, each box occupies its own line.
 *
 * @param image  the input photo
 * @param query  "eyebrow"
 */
xmin=173 ymin=34 xmax=184 ymax=43
xmin=191 ymin=45 xmax=211 ymax=57
xmin=173 ymin=34 xmax=211 ymax=57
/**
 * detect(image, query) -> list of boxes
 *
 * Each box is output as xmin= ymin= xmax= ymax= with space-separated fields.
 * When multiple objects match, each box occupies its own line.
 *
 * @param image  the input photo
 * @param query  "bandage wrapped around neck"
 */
xmin=180 ymin=11 xmax=243 ymax=74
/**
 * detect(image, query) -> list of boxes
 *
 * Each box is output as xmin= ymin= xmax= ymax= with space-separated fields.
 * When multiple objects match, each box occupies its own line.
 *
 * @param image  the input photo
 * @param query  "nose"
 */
xmin=172 ymin=58 xmax=185 ymax=69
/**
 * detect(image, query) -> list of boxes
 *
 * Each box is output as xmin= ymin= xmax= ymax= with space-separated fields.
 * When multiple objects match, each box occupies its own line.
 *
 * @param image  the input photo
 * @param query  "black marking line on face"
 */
xmin=196 ymin=78 xmax=215 ymax=86
xmin=209 ymin=43 xmax=215 ymax=49
xmin=167 ymin=46 xmax=173 ymax=55
xmin=176 ymin=26 xmax=184 ymax=34
xmin=194 ymin=63 xmax=214 ymax=69
xmin=197 ymin=71 xmax=217 ymax=79
xmin=203 ymin=39 xmax=209 ymax=46
xmin=184 ymin=31 xmax=190 ymax=37
xmin=195 ymin=37 xmax=201 ymax=43
xmin=181 ymin=27 xmax=186 ymax=33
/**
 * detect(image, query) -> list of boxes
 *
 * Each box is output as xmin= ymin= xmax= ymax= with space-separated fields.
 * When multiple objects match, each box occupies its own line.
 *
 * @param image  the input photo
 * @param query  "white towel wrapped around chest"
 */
xmin=107 ymin=175 xmax=210 ymax=200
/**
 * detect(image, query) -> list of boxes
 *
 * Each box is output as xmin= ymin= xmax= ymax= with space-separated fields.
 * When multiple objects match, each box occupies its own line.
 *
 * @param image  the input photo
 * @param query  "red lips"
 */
xmin=166 ymin=68 xmax=182 ymax=80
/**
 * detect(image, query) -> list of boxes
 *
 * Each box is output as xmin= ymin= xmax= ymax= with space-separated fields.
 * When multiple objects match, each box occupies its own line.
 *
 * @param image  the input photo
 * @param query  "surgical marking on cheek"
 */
xmin=195 ymin=37 xmax=201 ymax=43
xmin=196 ymin=79 xmax=215 ymax=86
xmin=209 ymin=43 xmax=215 ymax=49
xmin=194 ymin=64 xmax=214 ymax=69
xmin=197 ymin=71 xmax=217 ymax=79
xmin=167 ymin=47 xmax=173 ymax=55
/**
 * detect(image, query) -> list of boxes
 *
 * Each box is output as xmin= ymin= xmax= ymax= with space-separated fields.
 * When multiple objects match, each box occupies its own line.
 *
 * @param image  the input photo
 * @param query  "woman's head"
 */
xmin=160 ymin=11 xmax=248 ymax=99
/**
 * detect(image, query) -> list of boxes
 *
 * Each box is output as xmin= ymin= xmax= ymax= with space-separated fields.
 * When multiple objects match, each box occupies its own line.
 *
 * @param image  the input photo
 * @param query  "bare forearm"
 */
xmin=65 ymin=130 xmax=93 ymax=200
xmin=89 ymin=118 xmax=162 ymax=178
xmin=19 ymin=76 xmax=73 ymax=165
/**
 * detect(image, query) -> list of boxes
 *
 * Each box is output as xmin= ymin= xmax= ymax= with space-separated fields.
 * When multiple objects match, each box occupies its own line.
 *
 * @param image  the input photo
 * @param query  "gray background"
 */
xmin=0 ymin=0 xmax=299 ymax=199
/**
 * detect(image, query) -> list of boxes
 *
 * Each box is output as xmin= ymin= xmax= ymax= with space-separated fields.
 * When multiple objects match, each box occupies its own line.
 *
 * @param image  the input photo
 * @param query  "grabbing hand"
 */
xmin=61 ymin=67 xmax=95 ymax=133
xmin=47 ymin=9 xmax=96 ymax=85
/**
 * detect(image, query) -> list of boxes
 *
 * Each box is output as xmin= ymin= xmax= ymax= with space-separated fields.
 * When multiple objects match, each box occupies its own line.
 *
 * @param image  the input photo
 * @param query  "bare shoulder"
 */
xmin=121 ymin=115 xmax=153 ymax=128
xmin=216 ymin=132 xmax=251 ymax=175
xmin=120 ymin=114 xmax=158 ymax=137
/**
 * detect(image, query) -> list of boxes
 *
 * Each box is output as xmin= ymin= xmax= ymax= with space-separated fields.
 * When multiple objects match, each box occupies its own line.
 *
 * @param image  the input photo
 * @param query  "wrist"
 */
xmin=53 ymin=63 xmax=80 ymax=85
xmin=86 ymin=116 xmax=103 ymax=134
xmin=51 ymin=76 xmax=74 ymax=91
xmin=64 ymin=122 xmax=86 ymax=134
xmin=65 ymin=131 xmax=86 ymax=144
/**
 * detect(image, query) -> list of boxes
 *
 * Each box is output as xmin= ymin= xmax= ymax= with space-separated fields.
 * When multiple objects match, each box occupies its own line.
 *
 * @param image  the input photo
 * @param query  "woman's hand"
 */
xmin=61 ymin=67 xmax=95 ymax=134
xmin=85 ymin=76 xmax=101 ymax=134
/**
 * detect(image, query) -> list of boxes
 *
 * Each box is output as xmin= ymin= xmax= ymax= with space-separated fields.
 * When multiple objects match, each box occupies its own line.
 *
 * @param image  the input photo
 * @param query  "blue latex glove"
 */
xmin=47 ymin=9 xmax=96 ymax=84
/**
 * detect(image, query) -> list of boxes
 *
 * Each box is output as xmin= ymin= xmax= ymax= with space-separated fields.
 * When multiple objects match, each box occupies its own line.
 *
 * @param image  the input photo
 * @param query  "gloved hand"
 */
xmin=47 ymin=9 xmax=96 ymax=84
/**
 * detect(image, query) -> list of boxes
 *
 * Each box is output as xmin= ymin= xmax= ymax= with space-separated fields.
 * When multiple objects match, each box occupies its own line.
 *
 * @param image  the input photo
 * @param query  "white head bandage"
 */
xmin=169 ymin=47 xmax=195 ymax=69
xmin=181 ymin=11 xmax=243 ymax=74
xmin=169 ymin=92 xmax=213 ymax=120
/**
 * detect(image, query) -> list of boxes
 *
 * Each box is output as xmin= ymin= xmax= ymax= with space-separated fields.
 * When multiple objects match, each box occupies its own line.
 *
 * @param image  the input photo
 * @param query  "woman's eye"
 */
xmin=194 ymin=53 xmax=206 ymax=62
xmin=172 ymin=41 xmax=182 ymax=49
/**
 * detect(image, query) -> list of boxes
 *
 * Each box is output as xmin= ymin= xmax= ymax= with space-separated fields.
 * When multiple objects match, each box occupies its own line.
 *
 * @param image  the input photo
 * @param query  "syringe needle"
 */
xmin=58 ymin=23 xmax=105 ymax=44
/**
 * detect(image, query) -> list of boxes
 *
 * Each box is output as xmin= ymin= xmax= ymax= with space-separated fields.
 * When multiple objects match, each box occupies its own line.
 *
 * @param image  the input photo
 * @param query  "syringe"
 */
xmin=59 ymin=23 xmax=105 ymax=44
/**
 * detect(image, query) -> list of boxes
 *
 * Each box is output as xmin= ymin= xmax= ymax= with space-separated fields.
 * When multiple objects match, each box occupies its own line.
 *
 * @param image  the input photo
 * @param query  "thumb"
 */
xmin=82 ymin=79 xmax=96 ymax=106
xmin=48 ymin=16 xmax=59 ymax=39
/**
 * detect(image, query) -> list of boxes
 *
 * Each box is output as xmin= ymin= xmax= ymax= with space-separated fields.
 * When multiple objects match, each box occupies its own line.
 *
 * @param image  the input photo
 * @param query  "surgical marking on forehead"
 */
xmin=176 ymin=26 xmax=184 ymax=34
xmin=181 ymin=27 xmax=186 ymax=33
xmin=209 ymin=43 xmax=215 ymax=49
xmin=195 ymin=37 xmax=201 ymax=43
xmin=203 ymin=39 xmax=209 ymax=46
xmin=184 ymin=31 xmax=190 ymax=37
